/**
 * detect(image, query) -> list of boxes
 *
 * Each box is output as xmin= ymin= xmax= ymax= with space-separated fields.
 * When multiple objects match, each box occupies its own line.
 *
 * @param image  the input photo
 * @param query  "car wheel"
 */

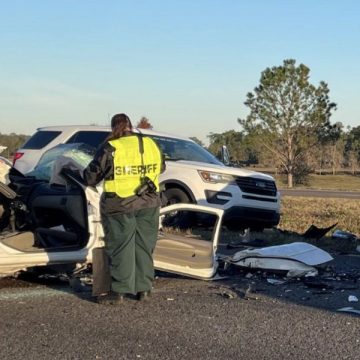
xmin=162 ymin=188 xmax=194 ymax=229
xmin=164 ymin=188 xmax=191 ymax=205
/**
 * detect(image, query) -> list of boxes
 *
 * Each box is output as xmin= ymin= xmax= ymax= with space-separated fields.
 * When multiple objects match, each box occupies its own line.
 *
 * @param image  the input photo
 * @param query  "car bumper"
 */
xmin=223 ymin=206 xmax=280 ymax=229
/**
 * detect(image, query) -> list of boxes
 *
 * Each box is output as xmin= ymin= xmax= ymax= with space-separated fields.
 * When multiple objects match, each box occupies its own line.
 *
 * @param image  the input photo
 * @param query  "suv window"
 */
xmin=150 ymin=135 xmax=222 ymax=165
xmin=22 ymin=131 xmax=62 ymax=149
xmin=66 ymin=131 xmax=110 ymax=148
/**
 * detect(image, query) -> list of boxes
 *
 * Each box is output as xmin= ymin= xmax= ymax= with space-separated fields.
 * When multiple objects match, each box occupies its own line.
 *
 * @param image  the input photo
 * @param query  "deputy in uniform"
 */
xmin=83 ymin=113 xmax=165 ymax=304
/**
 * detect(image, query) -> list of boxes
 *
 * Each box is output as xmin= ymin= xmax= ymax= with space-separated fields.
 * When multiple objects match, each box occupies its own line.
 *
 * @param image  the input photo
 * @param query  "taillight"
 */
xmin=13 ymin=152 xmax=24 ymax=165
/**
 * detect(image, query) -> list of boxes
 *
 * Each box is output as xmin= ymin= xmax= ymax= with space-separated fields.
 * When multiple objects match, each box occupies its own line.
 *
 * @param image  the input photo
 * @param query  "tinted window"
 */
xmin=149 ymin=135 xmax=223 ymax=165
xmin=66 ymin=131 xmax=110 ymax=148
xmin=22 ymin=131 xmax=62 ymax=149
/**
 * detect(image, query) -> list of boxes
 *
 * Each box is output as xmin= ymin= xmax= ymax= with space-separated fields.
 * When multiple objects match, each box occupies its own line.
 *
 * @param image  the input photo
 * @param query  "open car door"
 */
xmin=154 ymin=203 xmax=224 ymax=279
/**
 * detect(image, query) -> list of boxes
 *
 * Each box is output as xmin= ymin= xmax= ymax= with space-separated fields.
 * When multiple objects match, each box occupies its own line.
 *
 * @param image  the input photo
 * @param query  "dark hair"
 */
xmin=108 ymin=113 xmax=133 ymax=140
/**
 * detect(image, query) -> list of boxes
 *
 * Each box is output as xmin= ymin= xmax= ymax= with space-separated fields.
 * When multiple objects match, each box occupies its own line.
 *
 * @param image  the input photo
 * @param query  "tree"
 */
xmin=238 ymin=59 xmax=336 ymax=187
xmin=207 ymin=130 xmax=243 ymax=164
xmin=0 ymin=132 xmax=29 ymax=158
xmin=317 ymin=122 xmax=344 ymax=175
xmin=344 ymin=125 xmax=360 ymax=174
xmin=207 ymin=130 xmax=259 ymax=165
xmin=136 ymin=117 xmax=153 ymax=129
xmin=189 ymin=137 xmax=205 ymax=147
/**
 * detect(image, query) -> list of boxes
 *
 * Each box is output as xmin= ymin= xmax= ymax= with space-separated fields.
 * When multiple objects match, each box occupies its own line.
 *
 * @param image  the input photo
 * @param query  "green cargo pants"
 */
xmin=102 ymin=206 xmax=159 ymax=294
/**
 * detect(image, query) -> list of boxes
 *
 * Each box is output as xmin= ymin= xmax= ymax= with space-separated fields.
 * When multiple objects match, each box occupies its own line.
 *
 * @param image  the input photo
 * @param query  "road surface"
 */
xmin=1 ymin=254 xmax=360 ymax=359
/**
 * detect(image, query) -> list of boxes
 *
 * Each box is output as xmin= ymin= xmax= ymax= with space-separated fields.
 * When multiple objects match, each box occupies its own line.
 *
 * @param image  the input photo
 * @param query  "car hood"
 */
xmin=166 ymin=160 xmax=275 ymax=181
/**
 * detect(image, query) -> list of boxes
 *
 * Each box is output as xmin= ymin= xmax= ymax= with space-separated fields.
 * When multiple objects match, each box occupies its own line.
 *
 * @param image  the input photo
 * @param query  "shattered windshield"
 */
xmin=149 ymin=135 xmax=223 ymax=165
xmin=26 ymin=143 xmax=96 ymax=181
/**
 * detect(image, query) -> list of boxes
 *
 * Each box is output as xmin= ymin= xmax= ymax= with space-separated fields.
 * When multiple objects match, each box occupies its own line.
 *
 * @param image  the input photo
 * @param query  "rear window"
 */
xmin=66 ymin=131 xmax=110 ymax=148
xmin=22 ymin=131 xmax=62 ymax=149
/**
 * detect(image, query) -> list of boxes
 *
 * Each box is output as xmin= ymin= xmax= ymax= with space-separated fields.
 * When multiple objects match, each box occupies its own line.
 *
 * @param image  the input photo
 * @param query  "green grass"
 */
xmin=242 ymin=196 xmax=360 ymax=252
xmin=274 ymin=174 xmax=360 ymax=190
xmin=245 ymin=166 xmax=360 ymax=190
xmin=278 ymin=196 xmax=360 ymax=235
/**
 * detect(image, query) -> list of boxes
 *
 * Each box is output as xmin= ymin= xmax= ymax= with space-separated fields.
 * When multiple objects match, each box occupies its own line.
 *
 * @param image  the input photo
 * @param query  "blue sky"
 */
xmin=0 ymin=0 xmax=359 ymax=143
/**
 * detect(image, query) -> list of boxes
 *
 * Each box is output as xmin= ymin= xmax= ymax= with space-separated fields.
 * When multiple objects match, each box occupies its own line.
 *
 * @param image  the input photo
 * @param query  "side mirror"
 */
xmin=221 ymin=145 xmax=231 ymax=166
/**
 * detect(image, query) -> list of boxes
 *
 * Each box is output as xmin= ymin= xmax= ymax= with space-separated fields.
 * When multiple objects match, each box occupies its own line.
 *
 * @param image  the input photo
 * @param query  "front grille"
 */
xmin=235 ymin=176 xmax=277 ymax=197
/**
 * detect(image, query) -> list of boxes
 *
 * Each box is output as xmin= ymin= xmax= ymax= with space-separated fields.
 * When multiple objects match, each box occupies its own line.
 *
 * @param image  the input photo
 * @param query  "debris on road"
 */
xmin=348 ymin=295 xmax=359 ymax=303
xmin=331 ymin=230 xmax=359 ymax=252
xmin=225 ymin=242 xmax=333 ymax=277
xmin=302 ymin=278 xmax=334 ymax=290
xmin=337 ymin=307 xmax=360 ymax=316
xmin=227 ymin=238 xmax=268 ymax=249
xmin=302 ymin=223 xmax=337 ymax=240
xmin=267 ymin=278 xmax=286 ymax=285
xmin=332 ymin=230 xmax=358 ymax=241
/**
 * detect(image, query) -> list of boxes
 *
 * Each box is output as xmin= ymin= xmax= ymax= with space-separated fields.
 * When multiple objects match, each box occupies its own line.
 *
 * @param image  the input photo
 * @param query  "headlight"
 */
xmin=198 ymin=170 xmax=235 ymax=184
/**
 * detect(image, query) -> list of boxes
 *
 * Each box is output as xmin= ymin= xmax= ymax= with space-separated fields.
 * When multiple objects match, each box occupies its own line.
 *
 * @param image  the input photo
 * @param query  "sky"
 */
xmin=0 ymin=0 xmax=359 ymax=144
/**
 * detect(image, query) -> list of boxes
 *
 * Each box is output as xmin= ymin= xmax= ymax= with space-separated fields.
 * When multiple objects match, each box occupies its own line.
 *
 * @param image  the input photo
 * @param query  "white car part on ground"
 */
xmin=226 ymin=242 xmax=333 ymax=277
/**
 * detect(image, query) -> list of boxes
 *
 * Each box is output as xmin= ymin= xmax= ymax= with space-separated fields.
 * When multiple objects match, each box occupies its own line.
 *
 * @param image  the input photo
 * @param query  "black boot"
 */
xmin=97 ymin=291 xmax=125 ymax=305
xmin=137 ymin=291 xmax=151 ymax=301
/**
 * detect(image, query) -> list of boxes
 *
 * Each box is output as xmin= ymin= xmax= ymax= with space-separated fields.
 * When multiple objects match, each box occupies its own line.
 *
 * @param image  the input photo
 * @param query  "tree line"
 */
xmin=0 ymin=133 xmax=29 ymax=159
xmin=206 ymin=124 xmax=360 ymax=180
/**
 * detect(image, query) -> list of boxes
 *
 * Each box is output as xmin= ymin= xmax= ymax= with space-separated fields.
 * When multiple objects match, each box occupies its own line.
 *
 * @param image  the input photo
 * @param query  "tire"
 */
xmin=164 ymin=188 xmax=191 ymax=205
xmin=162 ymin=188 xmax=193 ymax=229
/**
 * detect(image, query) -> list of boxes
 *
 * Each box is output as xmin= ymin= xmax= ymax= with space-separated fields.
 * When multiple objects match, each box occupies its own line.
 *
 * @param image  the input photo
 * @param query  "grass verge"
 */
xmin=278 ymin=196 xmax=360 ymax=236
xmin=274 ymin=174 xmax=360 ymax=191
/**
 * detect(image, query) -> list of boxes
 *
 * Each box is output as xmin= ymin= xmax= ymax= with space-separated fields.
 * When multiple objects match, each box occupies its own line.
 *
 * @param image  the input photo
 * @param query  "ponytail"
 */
xmin=107 ymin=113 xmax=133 ymax=140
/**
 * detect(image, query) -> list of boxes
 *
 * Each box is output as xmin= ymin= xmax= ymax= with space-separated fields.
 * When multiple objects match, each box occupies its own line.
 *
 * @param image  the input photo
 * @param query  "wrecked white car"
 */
xmin=0 ymin=144 xmax=226 ymax=279
xmin=0 ymin=144 xmax=333 ymax=280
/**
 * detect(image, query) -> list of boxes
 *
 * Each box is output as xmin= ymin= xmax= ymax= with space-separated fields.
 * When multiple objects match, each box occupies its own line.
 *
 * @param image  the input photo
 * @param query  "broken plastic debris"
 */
xmin=228 ymin=242 xmax=332 ymax=275
xmin=287 ymin=269 xmax=318 ymax=278
xmin=303 ymin=278 xmax=334 ymax=289
xmin=219 ymin=291 xmax=236 ymax=299
xmin=267 ymin=278 xmax=286 ymax=285
xmin=227 ymin=238 xmax=267 ymax=248
xmin=331 ymin=230 xmax=359 ymax=252
xmin=303 ymin=223 xmax=337 ymax=240
xmin=332 ymin=230 xmax=358 ymax=241
xmin=348 ymin=295 xmax=359 ymax=302
xmin=337 ymin=307 xmax=360 ymax=316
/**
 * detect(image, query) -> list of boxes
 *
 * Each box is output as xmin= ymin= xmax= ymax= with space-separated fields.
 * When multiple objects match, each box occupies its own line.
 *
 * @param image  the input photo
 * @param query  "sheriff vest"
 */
xmin=115 ymin=163 xmax=158 ymax=176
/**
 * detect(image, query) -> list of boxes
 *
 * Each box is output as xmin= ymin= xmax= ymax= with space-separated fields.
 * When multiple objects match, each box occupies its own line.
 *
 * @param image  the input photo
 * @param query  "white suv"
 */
xmin=14 ymin=125 xmax=281 ymax=230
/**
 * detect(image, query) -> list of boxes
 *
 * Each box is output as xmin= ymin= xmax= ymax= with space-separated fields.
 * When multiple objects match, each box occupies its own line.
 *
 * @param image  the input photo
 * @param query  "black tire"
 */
xmin=162 ymin=188 xmax=193 ymax=229
xmin=164 ymin=188 xmax=191 ymax=205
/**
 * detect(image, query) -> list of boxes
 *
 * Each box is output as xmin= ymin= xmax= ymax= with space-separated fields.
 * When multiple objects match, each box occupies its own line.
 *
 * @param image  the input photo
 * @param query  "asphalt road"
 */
xmin=280 ymin=188 xmax=360 ymax=199
xmin=1 ymin=254 xmax=360 ymax=360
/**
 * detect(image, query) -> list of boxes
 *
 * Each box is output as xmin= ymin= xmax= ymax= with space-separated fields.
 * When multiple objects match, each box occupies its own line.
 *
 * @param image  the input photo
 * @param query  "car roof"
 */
xmin=36 ymin=125 xmax=192 ymax=142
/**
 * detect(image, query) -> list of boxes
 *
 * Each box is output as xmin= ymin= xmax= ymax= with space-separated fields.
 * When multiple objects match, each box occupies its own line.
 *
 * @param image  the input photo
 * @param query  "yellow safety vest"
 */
xmin=104 ymin=135 xmax=162 ymax=198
